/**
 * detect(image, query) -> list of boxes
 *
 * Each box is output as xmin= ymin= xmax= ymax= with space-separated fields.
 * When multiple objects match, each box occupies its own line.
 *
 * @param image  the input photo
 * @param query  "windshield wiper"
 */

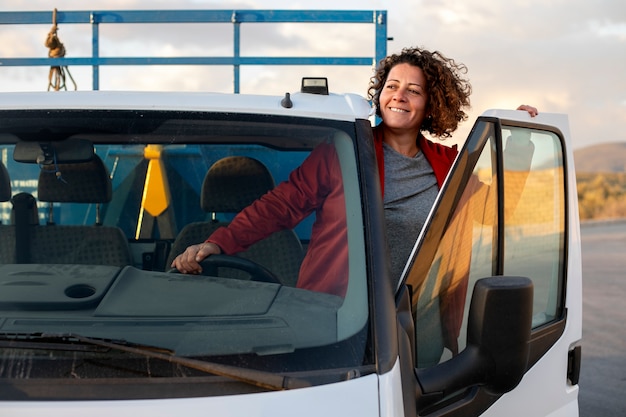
xmin=0 ymin=332 xmax=173 ymax=354
xmin=0 ymin=333 xmax=310 ymax=391
xmin=0 ymin=333 xmax=106 ymax=352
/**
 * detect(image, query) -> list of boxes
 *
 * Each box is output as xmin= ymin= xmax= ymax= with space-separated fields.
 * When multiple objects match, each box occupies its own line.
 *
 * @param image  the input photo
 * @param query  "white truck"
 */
xmin=0 ymin=80 xmax=581 ymax=416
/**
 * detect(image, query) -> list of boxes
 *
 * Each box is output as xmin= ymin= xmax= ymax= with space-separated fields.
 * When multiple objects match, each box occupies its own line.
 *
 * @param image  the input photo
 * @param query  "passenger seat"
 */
xmin=32 ymin=155 xmax=133 ymax=267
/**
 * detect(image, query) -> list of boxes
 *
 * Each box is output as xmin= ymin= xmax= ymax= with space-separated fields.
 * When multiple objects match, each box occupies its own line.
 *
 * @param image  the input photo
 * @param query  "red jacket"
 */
xmin=207 ymin=142 xmax=349 ymax=297
xmin=208 ymin=127 xmax=458 ymax=297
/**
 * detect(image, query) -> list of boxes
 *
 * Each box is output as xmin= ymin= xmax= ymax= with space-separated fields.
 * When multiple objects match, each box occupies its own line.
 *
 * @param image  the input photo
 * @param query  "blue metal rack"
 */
xmin=0 ymin=9 xmax=388 ymax=92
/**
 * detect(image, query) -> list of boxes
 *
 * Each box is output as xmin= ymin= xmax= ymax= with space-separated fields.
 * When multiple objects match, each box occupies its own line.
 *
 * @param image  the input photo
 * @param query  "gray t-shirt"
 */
xmin=383 ymin=142 xmax=439 ymax=285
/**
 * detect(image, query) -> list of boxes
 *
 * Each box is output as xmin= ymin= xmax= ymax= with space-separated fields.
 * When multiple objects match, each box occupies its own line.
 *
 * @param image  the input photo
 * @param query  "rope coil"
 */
xmin=45 ymin=8 xmax=76 ymax=91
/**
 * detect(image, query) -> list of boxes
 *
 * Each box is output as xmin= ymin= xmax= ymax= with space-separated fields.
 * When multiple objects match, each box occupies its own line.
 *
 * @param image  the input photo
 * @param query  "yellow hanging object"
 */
xmin=135 ymin=144 xmax=174 ymax=240
xmin=140 ymin=145 xmax=171 ymax=218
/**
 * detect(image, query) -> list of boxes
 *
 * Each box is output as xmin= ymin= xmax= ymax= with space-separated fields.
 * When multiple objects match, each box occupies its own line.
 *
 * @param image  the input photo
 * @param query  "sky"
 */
xmin=1 ymin=0 xmax=625 ymax=150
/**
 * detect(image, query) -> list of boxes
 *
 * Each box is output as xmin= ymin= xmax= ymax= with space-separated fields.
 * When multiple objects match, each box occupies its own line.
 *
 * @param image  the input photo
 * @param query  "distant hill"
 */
xmin=574 ymin=142 xmax=626 ymax=173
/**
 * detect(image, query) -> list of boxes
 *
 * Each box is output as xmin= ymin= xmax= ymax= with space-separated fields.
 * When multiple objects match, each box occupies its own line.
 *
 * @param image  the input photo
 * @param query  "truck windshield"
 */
xmin=0 ymin=109 xmax=371 ymax=399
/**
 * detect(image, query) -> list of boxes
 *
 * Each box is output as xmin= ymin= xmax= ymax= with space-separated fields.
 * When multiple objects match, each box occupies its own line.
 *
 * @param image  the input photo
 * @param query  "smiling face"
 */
xmin=379 ymin=63 xmax=429 ymax=136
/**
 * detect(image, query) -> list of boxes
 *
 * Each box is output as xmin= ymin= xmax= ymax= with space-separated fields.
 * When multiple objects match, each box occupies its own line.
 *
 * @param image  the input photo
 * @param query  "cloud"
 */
xmin=0 ymin=0 xmax=624 ymax=150
xmin=419 ymin=0 xmax=495 ymax=29
xmin=589 ymin=20 xmax=626 ymax=41
xmin=0 ymin=28 xmax=43 ymax=56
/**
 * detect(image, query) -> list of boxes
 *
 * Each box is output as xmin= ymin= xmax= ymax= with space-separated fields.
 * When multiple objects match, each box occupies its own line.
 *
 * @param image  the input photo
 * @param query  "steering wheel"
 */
xmin=170 ymin=254 xmax=282 ymax=284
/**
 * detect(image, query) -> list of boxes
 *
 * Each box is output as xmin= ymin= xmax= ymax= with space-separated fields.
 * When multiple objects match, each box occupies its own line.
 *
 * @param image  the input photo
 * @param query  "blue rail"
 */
xmin=0 ymin=9 xmax=388 ymax=92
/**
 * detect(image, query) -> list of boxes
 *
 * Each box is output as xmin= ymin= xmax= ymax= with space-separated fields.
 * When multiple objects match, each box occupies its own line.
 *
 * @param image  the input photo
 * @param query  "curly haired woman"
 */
xmin=369 ymin=46 xmax=536 ymax=280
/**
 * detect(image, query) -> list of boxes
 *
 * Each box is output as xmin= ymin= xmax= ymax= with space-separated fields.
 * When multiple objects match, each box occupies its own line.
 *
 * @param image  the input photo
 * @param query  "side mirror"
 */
xmin=416 ymin=276 xmax=533 ymax=409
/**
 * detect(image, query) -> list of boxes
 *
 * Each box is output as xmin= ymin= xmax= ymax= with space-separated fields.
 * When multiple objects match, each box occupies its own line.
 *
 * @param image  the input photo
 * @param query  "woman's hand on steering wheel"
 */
xmin=170 ymin=242 xmax=221 ymax=274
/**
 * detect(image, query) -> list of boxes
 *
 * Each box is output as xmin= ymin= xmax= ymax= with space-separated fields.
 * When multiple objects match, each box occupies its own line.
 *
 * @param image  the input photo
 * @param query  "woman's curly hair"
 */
xmin=368 ymin=46 xmax=472 ymax=138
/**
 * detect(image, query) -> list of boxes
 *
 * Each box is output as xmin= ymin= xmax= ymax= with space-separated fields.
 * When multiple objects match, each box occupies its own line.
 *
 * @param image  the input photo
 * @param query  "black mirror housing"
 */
xmin=13 ymin=138 xmax=95 ymax=165
xmin=468 ymin=276 xmax=533 ymax=394
xmin=416 ymin=276 xmax=533 ymax=408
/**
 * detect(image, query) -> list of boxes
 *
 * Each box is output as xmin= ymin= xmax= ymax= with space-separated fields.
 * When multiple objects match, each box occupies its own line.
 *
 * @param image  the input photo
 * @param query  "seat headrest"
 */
xmin=38 ymin=156 xmax=112 ymax=203
xmin=201 ymin=156 xmax=275 ymax=212
xmin=0 ymin=161 xmax=10 ymax=202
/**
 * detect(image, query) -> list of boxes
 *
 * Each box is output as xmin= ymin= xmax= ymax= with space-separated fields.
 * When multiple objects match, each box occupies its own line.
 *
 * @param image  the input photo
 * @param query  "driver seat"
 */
xmin=166 ymin=156 xmax=303 ymax=286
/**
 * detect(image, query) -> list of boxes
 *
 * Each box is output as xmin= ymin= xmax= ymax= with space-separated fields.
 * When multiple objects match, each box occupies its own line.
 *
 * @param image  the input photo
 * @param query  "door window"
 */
xmin=501 ymin=128 xmax=565 ymax=327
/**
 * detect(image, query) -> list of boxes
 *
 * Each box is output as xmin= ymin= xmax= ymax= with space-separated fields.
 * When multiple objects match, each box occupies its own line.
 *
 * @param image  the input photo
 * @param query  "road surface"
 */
xmin=579 ymin=220 xmax=626 ymax=417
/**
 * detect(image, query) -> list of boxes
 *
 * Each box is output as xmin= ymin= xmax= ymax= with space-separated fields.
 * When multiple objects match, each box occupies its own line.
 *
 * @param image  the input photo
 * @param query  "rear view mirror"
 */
xmin=416 ymin=276 xmax=533 ymax=410
xmin=13 ymin=138 xmax=94 ymax=164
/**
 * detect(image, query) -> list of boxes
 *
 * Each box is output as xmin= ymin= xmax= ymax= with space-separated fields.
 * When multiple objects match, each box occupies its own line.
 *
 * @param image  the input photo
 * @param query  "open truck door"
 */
xmin=394 ymin=110 xmax=582 ymax=416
